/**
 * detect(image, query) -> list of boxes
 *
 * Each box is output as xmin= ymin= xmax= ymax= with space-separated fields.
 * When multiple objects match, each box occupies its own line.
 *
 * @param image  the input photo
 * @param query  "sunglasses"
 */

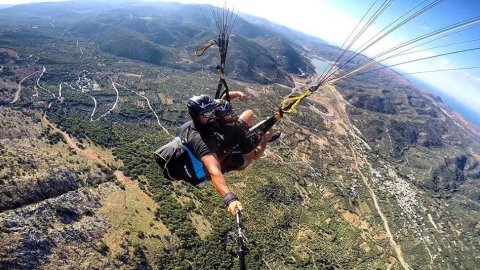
xmin=216 ymin=109 xmax=236 ymax=118
xmin=202 ymin=110 xmax=215 ymax=118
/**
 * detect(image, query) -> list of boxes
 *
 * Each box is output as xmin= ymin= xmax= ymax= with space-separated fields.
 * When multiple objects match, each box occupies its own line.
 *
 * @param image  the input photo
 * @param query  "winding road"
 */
xmin=354 ymin=159 xmax=412 ymax=270
xmin=11 ymin=70 xmax=41 ymax=104
xmin=115 ymin=82 xmax=170 ymax=135
xmin=42 ymin=114 xmax=108 ymax=167
xmin=70 ymin=73 xmax=112 ymax=122
xmin=321 ymin=83 xmax=412 ymax=269
xmin=90 ymin=79 xmax=119 ymax=122
xmin=27 ymin=56 xmax=39 ymax=67
xmin=36 ymin=66 xmax=57 ymax=99
xmin=76 ymin=40 xmax=84 ymax=56
xmin=57 ymin=82 xmax=63 ymax=99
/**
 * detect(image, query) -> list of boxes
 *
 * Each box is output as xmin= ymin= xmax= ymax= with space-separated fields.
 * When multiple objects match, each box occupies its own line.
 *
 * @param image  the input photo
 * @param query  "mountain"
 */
xmin=1 ymin=1 xmax=479 ymax=269
xmin=242 ymin=13 xmax=327 ymax=45
xmin=405 ymin=74 xmax=480 ymax=127
xmin=0 ymin=1 xmax=316 ymax=87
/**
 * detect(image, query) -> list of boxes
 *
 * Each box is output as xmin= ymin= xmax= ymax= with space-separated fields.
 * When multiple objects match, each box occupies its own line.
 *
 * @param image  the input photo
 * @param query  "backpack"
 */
xmin=154 ymin=122 xmax=208 ymax=186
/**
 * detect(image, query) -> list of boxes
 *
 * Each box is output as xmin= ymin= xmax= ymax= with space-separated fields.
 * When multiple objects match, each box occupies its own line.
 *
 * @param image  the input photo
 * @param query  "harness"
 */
xmin=178 ymin=122 xmax=208 ymax=182
xmin=154 ymin=122 xmax=210 ymax=185
xmin=156 ymin=121 xmax=245 ymax=185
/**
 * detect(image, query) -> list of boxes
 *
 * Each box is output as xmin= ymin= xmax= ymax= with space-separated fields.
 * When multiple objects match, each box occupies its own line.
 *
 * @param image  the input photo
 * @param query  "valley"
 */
xmin=1 ymin=1 xmax=479 ymax=269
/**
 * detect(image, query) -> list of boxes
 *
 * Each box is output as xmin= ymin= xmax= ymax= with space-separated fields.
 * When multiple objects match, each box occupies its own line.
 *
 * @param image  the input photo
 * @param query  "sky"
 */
xmin=158 ymin=0 xmax=480 ymax=122
xmin=2 ymin=0 xmax=480 ymax=123
xmin=1 ymin=0 xmax=66 ymax=4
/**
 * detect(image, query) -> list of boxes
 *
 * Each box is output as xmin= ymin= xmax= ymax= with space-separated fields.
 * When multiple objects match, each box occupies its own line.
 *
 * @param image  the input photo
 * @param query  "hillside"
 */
xmin=1 ymin=1 xmax=480 ymax=270
xmin=0 ymin=1 xmax=315 ymax=87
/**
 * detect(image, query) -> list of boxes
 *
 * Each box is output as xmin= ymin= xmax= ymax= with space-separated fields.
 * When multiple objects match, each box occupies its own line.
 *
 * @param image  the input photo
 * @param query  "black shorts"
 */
xmin=222 ymin=148 xmax=245 ymax=173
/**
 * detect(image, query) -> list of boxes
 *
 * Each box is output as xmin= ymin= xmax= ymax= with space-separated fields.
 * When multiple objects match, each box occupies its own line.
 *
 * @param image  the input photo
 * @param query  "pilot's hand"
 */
xmin=264 ymin=130 xmax=272 ymax=142
xmin=238 ymin=92 xmax=247 ymax=102
xmin=228 ymin=200 xmax=243 ymax=215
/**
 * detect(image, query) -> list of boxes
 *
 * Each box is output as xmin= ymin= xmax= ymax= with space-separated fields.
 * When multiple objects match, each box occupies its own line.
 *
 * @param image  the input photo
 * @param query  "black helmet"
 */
xmin=187 ymin=94 xmax=216 ymax=117
xmin=214 ymin=99 xmax=236 ymax=118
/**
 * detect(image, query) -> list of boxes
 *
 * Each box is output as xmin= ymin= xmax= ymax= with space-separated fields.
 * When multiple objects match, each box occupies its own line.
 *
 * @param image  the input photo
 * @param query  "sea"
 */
xmin=311 ymin=58 xmax=480 ymax=127
xmin=312 ymin=58 xmax=330 ymax=75
xmin=405 ymin=75 xmax=480 ymax=127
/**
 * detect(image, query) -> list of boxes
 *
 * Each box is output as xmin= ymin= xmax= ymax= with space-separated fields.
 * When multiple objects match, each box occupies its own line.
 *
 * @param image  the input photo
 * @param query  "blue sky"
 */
xmin=327 ymin=1 xmax=480 ymax=116
xmin=156 ymin=0 xmax=480 ymax=123
xmin=3 ymin=0 xmax=480 ymax=124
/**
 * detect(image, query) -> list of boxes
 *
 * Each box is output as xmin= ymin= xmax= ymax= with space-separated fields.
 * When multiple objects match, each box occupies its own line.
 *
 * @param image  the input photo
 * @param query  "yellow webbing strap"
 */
xmin=216 ymin=66 xmax=224 ymax=77
xmin=274 ymin=110 xmax=282 ymax=120
xmin=194 ymin=40 xmax=217 ymax=57
xmin=277 ymin=89 xmax=313 ymax=117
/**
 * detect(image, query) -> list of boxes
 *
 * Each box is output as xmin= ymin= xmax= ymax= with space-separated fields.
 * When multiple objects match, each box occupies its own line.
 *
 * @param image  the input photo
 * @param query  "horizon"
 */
xmin=1 ymin=0 xmax=479 ymax=125
xmin=164 ymin=0 xmax=480 ymax=125
xmin=1 ymin=2 xmax=480 ymax=269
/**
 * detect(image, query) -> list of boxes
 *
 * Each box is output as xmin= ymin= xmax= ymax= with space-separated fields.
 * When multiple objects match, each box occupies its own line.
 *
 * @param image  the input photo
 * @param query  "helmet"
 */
xmin=214 ymin=99 xmax=236 ymax=118
xmin=187 ymin=94 xmax=216 ymax=117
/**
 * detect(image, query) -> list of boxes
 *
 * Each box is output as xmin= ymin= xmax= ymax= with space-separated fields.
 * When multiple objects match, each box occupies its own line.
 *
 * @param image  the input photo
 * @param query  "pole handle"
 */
xmin=235 ymin=209 xmax=246 ymax=270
